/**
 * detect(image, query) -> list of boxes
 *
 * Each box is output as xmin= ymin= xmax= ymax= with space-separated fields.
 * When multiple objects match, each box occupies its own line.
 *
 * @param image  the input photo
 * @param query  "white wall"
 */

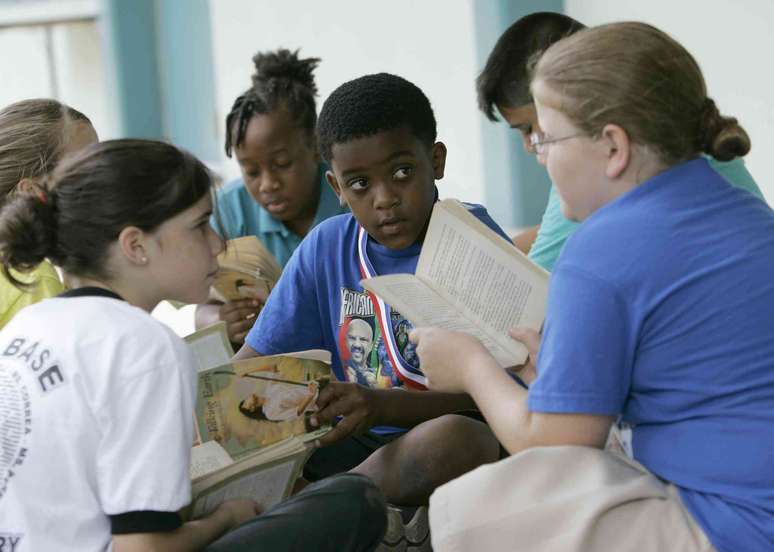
xmin=565 ymin=0 xmax=774 ymax=203
xmin=0 ymin=20 xmax=114 ymax=139
xmin=208 ymin=0 xmax=488 ymax=205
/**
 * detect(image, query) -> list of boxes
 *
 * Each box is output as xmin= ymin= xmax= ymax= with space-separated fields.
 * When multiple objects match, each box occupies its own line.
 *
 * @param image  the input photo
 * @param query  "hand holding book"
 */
xmin=198 ymin=235 xmax=281 ymax=344
xmin=184 ymin=324 xmax=333 ymax=517
xmin=361 ymin=199 xmax=549 ymax=370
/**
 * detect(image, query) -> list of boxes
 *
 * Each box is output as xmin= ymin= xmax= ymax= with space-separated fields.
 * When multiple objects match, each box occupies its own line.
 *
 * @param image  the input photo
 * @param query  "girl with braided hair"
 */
xmin=197 ymin=49 xmax=346 ymax=344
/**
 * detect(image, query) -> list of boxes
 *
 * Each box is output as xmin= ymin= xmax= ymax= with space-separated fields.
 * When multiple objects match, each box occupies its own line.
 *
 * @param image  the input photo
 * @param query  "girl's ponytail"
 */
xmin=251 ymin=48 xmax=320 ymax=98
xmin=0 ymin=186 xmax=58 ymax=287
xmin=2 ymin=139 xmax=212 ymax=286
xmin=698 ymin=98 xmax=751 ymax=162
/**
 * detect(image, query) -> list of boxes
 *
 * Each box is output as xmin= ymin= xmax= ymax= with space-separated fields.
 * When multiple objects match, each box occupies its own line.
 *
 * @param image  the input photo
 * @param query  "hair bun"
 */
xmin=0 ymin=190 xmax=58 ymax=280
xmin=251 ymin=48 xmax=320 ymax=95
xmin=698 ymin=97 xmax=750 ymax=161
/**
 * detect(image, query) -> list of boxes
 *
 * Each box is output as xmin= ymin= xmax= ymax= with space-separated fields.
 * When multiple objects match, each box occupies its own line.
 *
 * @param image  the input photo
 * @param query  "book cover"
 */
xmin=212 ymin=236 xmax=282 ymax=303
xmin=195 ymin=351 xmax=331 ymax=460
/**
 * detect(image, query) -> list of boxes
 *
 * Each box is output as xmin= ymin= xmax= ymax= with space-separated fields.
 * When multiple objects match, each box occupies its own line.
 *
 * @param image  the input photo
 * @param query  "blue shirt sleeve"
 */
xmin=245 ymin=236 xmax=325 ymax=355
xmin=466 ymin=204 xmax=512 ymax=243
xmin=211 ymin=187 xmax=241 ymax=240
xmin=528 ymin=263 xmax=633 ymax=415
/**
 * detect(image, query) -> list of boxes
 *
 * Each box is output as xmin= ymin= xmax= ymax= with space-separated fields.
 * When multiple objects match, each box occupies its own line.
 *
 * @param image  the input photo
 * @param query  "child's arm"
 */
xmin=112 ymin=498 xmax=259 ymax=552
xmin=195 ymin=298 xmax=262 ymax=344
xmin=311 ymin=383 xmax=477 ymax=446
xmin=411 ymin=327 xmax=614 ymax=455
xmin=512 ymin=224 xmax=540 ymax=255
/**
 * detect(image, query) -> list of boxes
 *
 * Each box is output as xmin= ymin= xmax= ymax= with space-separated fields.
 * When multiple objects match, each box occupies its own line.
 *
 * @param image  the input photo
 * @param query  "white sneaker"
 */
xmin=377 ymin=505 xmax=431 ymax=551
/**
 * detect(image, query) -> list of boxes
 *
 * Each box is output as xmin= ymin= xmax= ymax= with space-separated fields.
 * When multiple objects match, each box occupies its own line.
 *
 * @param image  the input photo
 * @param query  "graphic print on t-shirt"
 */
xmin=338 ymin=287 xmax=418 ymax=389
xmin=0 ymin=364 xmax=31 ymax=502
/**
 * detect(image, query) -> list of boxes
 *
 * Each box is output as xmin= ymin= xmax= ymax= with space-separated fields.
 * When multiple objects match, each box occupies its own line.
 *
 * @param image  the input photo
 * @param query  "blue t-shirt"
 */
xmin=246 ymin=203 xmax=511 ymax=433
xmin=212 ymin=163 xmax=347 ymax=267
xmin=528 ymin=155 xmax=765 ymax=271
xmin=528 ymin=158 xmax=774 ymax=552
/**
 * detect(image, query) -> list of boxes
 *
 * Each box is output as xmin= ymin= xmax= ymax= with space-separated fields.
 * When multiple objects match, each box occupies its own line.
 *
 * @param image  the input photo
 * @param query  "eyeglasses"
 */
xmin=529 ymin=132 xmax=585 ymax=155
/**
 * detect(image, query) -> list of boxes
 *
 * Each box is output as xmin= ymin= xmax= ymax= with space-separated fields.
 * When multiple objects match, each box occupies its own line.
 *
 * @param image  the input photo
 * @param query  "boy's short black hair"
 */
xmin=476 ymin=12 xmax=585 ymax=121
xmin=316 ymin=73 xmax=437 ymax=163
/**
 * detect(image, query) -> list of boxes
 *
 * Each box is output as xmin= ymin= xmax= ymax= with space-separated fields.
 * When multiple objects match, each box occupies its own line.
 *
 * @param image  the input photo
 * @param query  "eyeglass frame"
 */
xmin=529 ymin=131 xmax=586 ymax=155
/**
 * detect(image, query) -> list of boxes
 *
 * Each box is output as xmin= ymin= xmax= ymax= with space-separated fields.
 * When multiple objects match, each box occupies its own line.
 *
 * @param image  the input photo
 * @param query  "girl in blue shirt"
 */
xmin=413 ymin=22 xmax=774 ymax=552
xmin=197 ymin=49 xmax=346 ymax=343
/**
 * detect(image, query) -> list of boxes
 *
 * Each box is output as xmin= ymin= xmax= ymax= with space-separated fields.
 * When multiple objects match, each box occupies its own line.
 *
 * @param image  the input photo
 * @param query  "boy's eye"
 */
xmin=393 ymin=166 xmax=413 ymax=180
xmin=347 ymin=178 xmax=368 ymax=191
xmin=244 ymin=170 xmax=259 ymax=179
xmin=274 ymin=159 xmax=292 ymax=170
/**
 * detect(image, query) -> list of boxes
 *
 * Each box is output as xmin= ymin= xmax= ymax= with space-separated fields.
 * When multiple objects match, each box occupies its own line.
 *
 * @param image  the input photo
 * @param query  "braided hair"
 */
xmin=225 ymin=49 xmax=320 ymax=158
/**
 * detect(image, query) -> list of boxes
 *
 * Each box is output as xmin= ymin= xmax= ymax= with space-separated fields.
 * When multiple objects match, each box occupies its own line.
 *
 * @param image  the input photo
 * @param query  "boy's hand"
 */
xmin=219 ymin=298 xmax=262 ymax=343
xmin=215 ymin=498 xmax=262 ymax=529
xmin=507 ymin=327 xmax=541 ymax=385
xmin=309 ymin=382 xmax=380 ymax=446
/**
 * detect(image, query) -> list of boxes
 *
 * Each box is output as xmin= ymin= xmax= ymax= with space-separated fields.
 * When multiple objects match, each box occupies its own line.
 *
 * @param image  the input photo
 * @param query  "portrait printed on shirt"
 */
xmin=338 ymin=288 xmax=420 ymax=389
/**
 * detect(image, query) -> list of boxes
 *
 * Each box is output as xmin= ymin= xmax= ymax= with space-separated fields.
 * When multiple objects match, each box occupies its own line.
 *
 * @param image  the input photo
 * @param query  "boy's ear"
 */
xmin=601 ymin=124 xmax=630 ymax=179
xmin=116 ymin=226 xmax=150 ymax=266
xmin=325 ymin=170 xmax=347 ymax=207
xmin=431 ymin=142 xmax=447 ymax=180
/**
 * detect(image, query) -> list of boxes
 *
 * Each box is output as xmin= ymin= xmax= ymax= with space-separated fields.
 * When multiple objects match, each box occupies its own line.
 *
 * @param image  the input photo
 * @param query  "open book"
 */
xmin=184 ymin=323 xmax=331 ymax=515
xmin=189 ymin=436 xmax=311 ymax=518
xmin=361 ymin=199 xmax=549 ymax=367
xmin=212 ymin=236 xmax=283 ymax=303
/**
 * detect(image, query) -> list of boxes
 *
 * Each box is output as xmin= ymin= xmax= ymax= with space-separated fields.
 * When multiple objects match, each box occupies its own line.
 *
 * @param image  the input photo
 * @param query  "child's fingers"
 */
xmin=312 ymin=385 xmax=353 ymax=426
xmin=315 ymin=416 xmax=358 ymax=447
xmin=220 ymin=299 xmax=261 ymax=318
xmin=221 ymin=306 xmax=257 ymax=324
xmin=225 ymin=314 xmax=258 ymax=343
xmin=508 ymin=327 xmax=540 ymax=349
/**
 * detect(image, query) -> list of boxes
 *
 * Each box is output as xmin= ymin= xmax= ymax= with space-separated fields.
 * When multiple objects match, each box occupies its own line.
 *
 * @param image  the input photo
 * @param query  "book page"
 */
xmin=191 ymin=457 xmax=298 ymax=518
xmin=184 ymin=322 xmax=234 ymax=372
xmin=415 ymin=200 xmax=549 ymax=364
xmin=195 ymin=355 xmax=330 ymax=458
xmin=190 ymin=440 xmax=234 ymax=479
xmin=361 ymin=275 xmax=516 ymax=366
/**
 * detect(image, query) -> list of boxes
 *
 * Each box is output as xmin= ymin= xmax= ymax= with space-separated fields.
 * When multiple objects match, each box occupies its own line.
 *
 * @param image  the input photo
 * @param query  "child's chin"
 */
xmin=377 ymin=233 xmax=419 ymax=250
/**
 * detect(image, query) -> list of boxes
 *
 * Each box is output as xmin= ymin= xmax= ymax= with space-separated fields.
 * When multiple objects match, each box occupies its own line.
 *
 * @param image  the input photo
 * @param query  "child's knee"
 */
xmin=321 ymin=474 xmax=388 ymax=538
xmin=406 ymin=414 xmax=500 ymax=470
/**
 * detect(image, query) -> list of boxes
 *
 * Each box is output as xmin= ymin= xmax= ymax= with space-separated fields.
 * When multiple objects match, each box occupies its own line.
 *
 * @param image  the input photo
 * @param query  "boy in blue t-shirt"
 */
xmin=236 ymin=73 xmax=509 ymax=507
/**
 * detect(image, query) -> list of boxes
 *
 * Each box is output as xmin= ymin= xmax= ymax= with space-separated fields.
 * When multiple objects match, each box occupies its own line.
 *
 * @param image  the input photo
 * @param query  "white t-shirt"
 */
xmin=0 ymin=291 xmax=196 ymax=552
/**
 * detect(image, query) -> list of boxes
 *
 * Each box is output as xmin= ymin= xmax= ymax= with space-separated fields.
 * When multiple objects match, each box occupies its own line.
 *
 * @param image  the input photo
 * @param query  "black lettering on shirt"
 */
xmin=17 ymin=342 xmax=38 ymax=363
xmin=30 ymin=349 xmax=48 ymax=372
xmin=0 ymin=534 xmax=23 ymax=552
xmin=37 ymin=365 xmax=65 ymax=393
xmin=2 ymin=338 xmax=24 ymax=357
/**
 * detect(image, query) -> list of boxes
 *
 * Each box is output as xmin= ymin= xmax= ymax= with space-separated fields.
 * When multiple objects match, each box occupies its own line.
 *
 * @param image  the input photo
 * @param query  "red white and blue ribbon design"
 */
xmin=356 ymin=225 xmax=427 ymax=390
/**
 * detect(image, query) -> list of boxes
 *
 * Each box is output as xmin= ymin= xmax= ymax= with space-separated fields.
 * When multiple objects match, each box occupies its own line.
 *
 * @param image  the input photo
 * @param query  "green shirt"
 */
xmin=0 ymin=261 xmax=63 ymax=329
xmin=528 ymin=156 xmax=765 ymax=271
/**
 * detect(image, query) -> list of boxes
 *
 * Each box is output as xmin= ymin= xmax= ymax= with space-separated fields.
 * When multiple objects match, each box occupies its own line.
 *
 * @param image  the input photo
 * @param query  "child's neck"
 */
xmin=284 ymin=193 xmax=320 ymax=237
xmin=66 ymin=273 xmax=156 ymax=312
xmin=284 ymin=212 xmax=316 ymax=237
